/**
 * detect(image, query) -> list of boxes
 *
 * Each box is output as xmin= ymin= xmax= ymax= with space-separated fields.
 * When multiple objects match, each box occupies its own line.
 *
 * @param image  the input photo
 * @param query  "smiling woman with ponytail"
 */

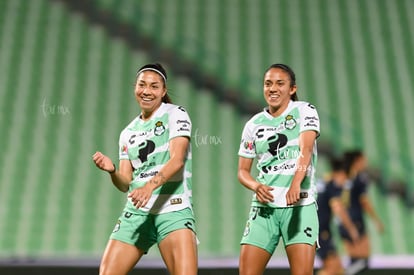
xmin=237 ymin=63 xmax=320 ymax=275
xmin=93 ymin=63 xmax=198 ymax=275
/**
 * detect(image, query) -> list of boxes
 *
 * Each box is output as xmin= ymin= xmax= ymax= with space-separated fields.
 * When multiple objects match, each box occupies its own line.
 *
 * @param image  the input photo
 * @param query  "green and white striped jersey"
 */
xmin=238 ymin=100 xmax=320 ymax=207
xmin=119 ymin=103 xmax=192 ymax=214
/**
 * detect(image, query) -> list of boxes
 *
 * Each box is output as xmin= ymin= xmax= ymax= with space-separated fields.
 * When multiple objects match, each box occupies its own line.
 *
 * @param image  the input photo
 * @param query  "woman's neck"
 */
xmin=140 ymin=103 xmax=163 ymax=121
xmin=267 ymin=102 xmax=290 ymax=117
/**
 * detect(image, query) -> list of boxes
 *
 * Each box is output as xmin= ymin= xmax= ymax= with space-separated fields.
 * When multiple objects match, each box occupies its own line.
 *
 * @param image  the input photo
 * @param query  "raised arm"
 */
xmin=92 ymin=151 xmax=132 ymax=192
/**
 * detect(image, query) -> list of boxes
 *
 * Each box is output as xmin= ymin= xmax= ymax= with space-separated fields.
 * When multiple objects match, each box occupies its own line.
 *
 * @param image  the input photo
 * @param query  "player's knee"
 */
xmin=99 ymin=265 xmax=117 ymax=275
xmin=239 ymin=261 xmax=265 ymax=275
xmin=290 ymin=263 xmax=315 ymax=275
xmin=99 ymin=260 xmax=129 ymax=275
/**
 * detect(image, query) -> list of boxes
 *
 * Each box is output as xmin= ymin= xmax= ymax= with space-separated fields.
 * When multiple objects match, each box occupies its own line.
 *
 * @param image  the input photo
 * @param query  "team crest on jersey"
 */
xmin=284 ymin=115 xmax=297 ymax=130
xmin=112 ymin=220 xmax=121 ymax=233
xmin=154 ymin=121 xmax=166 ymax=136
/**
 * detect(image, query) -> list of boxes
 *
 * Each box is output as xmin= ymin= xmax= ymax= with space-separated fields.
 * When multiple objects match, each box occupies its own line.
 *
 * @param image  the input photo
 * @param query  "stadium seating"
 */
xmin=93 ymin=0 xmax=414 ymax=194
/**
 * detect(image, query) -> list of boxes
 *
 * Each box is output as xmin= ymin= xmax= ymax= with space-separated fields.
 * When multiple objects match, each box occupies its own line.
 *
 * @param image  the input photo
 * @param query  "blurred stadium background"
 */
xmin=0 ymin=0 xmax=413 ymax=274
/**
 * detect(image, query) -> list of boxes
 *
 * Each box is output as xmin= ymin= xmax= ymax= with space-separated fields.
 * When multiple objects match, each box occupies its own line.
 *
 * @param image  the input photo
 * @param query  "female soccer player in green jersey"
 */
xmin=238 ymin=64 xmax=320 ymax=275
xmin=93 ymin=63 xmax=197 ymax=275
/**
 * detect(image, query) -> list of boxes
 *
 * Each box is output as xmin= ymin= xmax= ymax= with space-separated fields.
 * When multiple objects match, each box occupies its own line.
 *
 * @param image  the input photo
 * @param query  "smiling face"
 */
xmin=134 ymin=71 xmax=167 ymax=120
xmin=263 ymin=67 xmax=297 ymax=117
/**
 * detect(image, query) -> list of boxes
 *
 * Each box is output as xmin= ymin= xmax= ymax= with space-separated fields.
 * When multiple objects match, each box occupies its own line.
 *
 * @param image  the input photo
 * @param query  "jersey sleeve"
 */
xmin=118 ymin=130 xmax=129 ymax=160
xmin=355 ymin=173 xmax=369 ymax=196
xmin=238 ymin=121 xmax=256 ymax=158
xmin=330 ymin=182 xmax=343 ymax=199
xmin=299 ymin=102 xmax=320 ymax=136
xmin=168 ymin=106 xmax=192 ymax=139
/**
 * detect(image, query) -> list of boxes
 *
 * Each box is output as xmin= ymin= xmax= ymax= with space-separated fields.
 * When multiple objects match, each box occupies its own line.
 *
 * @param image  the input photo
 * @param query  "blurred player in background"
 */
xmin=92 ymin=63 xmax=197 ymax=275
xmin=237 ymin=63 xmax=320 ymax=275
xmin=339 ymin=150 xmax=384 ymax=275
xmin=316 ymin=157 xmax=359 ymax=275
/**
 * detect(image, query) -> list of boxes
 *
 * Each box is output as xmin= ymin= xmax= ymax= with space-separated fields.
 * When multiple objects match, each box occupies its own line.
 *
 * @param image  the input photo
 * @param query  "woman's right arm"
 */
xmin=360 ymin=194 xmax=385 ymax=233
xmin=238 ymin=156 xmax=274 ymax=203
xmin=92 ymin=151 xmax=132 ymax=193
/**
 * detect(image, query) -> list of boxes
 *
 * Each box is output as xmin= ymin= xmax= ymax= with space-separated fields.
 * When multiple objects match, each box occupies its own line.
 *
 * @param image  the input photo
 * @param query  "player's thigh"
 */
xmin=280 ymin=205 xmax=318 ymax=274
xmin=281 ymin=203 xmax=319 ymax=247
xmin=286 ymin=243 xmax=317 ymax=275
xmin=240 ymin=207 xmax=281 ymax=255
xmin=100 ymin=239 xmax=144 ymax=275
xmin=239 ymin=244 xmax=272 ymax=275
xmin=158 ymin=229 xmax=197 ymax=275
xmin=156 ymin=208 xmax=198 ymax=275
xmin=110 ymin=211 xmax=158 ymax=252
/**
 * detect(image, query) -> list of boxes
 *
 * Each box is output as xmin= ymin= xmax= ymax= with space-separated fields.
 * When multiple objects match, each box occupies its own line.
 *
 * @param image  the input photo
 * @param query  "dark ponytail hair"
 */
xmin=136 ymin=63 xmax=172 ymax=103
xmin=266 ymin=63 xmax=298 ymax=101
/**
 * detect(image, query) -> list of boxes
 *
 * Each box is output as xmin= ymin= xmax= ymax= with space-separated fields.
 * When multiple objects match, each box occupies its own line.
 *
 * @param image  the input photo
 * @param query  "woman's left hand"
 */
xmin=128 ymin=183 xmax=154 ymax=208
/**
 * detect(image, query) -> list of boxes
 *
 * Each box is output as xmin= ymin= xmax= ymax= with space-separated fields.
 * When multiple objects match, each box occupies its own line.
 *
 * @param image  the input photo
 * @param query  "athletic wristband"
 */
xmin=108 ymin=163 xmax=116 ymax=174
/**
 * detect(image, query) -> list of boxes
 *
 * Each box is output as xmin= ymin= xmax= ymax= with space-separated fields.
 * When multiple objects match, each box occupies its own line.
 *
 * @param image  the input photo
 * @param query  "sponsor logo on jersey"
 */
xmin=267 ymin=134 xmax=288 ymax=156
xmin=304 ymin=115 xmax=319 ymax=128
xmin=178 ymin=127 xmax=190 ymax=132
xmin=284 ymin=114 xmax=297 ymax=130
xmin=184 ymin=221 xmax=194 ymax=231
xmin=304 ymin=122 xmax=318 ymax=128
xmin=137 ymin=140 xmax=156 ymax=163
xmin=304 ymin=226 xmax=312 ymax=237
xmin=256 ymin=128 xmax=265 ymax=139
xmin=262 ymin=162 xmax=296 ymax=174
xmin=139 ymin=170 xmax=159 ymax=178
xmin=176 ymin=119 xmax=190 ymax=132
xmin=304 ymin=116 xmax=318 ymax=121
xmin=176 ymin=119 xmax=190 ymax=125
xmin=170 ymin=198 xmax=182 ymax=205
xmin=129 ymin=134 xmax=137 ymax=145
xmin=154 ymin=121 xmax=166 ymax=136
